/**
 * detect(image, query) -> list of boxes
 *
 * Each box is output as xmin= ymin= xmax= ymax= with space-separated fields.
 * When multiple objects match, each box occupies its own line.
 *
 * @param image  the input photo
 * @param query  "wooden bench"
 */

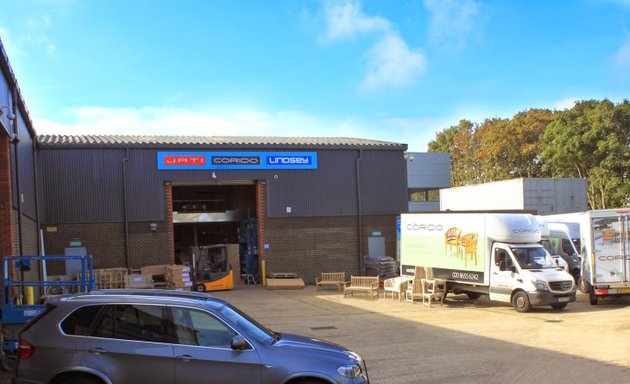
xmin=343 ymin=276 xmax=379 ymax=300
xmin=315 ymin=272 xmax=346 ymax=292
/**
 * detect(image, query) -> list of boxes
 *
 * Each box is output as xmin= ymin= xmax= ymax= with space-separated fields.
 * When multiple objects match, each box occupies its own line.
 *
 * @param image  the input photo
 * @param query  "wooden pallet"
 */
xmin=266 ymin=272 xmax=305 ymax=290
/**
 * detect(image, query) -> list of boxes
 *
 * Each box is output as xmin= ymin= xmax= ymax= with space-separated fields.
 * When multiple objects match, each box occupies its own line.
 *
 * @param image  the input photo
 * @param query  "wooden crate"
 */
xmin=93 ymin=268 xmax=128 ymax=289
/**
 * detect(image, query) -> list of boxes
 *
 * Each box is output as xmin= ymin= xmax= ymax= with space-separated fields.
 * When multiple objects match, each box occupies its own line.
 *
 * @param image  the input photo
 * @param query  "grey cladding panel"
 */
xmin=360 ymin=150 xmax=408 ymax=215
xmin=40 ymin=147 xmax=408 ymax=222
xmin=406 ymin=152 xmax=451 ymax=189
xmin=40 ymin=149 xmax=125 ymax=223
xmin=266 ymin=150 xmax=358 ymax=217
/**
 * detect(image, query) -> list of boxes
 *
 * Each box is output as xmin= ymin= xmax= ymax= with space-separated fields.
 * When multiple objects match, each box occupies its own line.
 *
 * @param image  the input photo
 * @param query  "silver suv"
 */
xmin=15 ymin=289 xmax=369 ymax=384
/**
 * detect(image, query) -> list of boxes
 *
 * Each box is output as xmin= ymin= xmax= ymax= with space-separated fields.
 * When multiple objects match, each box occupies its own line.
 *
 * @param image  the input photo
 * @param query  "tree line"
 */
xmin=427 ymin=99 xmax=630 ymax=209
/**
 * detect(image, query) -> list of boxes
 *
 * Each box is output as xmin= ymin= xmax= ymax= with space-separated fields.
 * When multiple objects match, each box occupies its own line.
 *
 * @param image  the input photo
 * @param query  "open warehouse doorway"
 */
xmin=169 ymin=182 xmax=259 ymax=286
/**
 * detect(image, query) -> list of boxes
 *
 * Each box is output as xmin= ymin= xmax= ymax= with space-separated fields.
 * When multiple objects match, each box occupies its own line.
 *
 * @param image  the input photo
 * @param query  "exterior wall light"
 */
xmin=149 ymin=223 xmax=158 ymax=232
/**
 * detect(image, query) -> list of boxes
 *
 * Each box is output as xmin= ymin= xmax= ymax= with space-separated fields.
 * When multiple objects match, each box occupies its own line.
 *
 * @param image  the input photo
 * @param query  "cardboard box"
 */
xmin=126 ymin=274 xmax=154 ymax=289
xmin=166 ymin=265 xmax=191 ymax=274
xmin=140 ymin=264 xmax=170 ymax=277
xmin=166 ymin=282 xmax=193 ymax=290
xmin=167 ymin=274 xmax=191 ymax=283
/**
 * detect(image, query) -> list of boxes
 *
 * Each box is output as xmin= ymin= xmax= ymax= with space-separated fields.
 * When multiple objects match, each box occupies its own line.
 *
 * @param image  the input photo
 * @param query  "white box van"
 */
xmin=400 ymin=213 xmax=576 ymax=312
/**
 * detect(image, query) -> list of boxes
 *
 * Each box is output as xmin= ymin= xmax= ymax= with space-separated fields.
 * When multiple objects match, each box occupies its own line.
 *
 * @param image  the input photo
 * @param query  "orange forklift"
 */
xmin=188 ymin=245 xmax=234 ymax=292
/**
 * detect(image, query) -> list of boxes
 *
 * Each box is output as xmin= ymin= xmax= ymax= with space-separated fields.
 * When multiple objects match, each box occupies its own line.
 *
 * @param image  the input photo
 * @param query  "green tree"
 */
xmin=541 ymin=99 xmax=629 ymax=208
xmin=428 ymin=119 xmax=480 ymax=186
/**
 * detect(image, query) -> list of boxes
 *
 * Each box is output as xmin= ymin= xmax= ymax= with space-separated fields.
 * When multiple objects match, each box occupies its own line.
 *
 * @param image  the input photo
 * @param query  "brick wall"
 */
xmin=165 ymin=183 xmax=175 ymax=264
xmin=43 ymin=222 xmax=171 ymax=271
xmin=43 ymin=222 xmax=126 ymax=270
xmin=44 ymin=222 xmax=170 ymax=274
xmin=0 ymin=134 xmax=13 ymax=258
xmin=127 ymin=221 xmax=171 ymax=269
xmin=21 ymin=215 xmax=39 ymax=255
xmin=264 ymin=214 xmax=397 ymax=284
xmin=256 ymin=181 xmax=266 ymax=272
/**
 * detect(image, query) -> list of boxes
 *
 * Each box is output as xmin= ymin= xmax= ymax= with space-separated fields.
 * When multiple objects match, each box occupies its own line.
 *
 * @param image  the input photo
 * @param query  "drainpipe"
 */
xmin=32 ymin=136 xmax=41 ymax=256
xmin=355 ymin=149 xmax=364 ymax=275
xmin=11 ymin=87 xmax=23 ymax=256
xmin=122 ymin=148 xmax=130 ymax=270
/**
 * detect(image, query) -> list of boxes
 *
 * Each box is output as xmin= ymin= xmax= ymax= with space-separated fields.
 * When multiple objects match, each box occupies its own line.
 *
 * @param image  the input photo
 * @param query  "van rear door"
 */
xmin=591 ymin=212 xmax=629 ymax=285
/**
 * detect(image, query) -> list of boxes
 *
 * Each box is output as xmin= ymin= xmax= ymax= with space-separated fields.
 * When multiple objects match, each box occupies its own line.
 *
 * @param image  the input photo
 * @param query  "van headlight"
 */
xmin=337 ymin=364 xmax=362 ymax=379
xmin=532 ymin=279 xmax=548 ymax=291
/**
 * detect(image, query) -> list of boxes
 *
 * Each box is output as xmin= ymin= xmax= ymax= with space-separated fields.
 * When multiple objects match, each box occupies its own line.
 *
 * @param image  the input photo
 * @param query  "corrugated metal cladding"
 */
xmin=38 ymin=144 xmax=408 ymax=223
xmin=39 ymin=148 xmax=125 ymax=223
xmin=358 ymin=150 xmax=408 ymax=214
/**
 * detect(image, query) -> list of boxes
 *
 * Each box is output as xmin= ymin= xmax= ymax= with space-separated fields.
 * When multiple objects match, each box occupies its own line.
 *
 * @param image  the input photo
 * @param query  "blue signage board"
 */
xmin=157 ymin=151 xmax=318 ymax=170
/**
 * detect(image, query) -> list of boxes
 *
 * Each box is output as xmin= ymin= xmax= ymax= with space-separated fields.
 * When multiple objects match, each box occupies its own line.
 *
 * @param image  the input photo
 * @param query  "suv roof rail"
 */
xmin=64 ymin=289 xmax=218 ymax=301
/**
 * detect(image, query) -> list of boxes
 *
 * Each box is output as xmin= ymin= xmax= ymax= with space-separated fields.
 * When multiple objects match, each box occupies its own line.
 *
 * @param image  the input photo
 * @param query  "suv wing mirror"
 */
xmin=231 ymin=335 xmax=252 ymax=351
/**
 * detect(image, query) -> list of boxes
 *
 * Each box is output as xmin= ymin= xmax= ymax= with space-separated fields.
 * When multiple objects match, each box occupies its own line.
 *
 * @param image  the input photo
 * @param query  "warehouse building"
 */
xmin=36 ymin=136 xmax=408 ymax=283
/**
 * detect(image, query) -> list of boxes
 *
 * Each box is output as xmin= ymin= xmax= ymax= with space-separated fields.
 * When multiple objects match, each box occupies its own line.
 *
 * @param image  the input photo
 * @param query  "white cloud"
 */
xmin=321 ymin=0 xmax=390 ymax=42
xmin=359 ymin=34 xmax=427 ymax=91
xmin=553 ymin=97 xmax=578 ymax=110
xmin=319 ymin=0 xmax=425 ymax=91
xmin=612 ymin=37 xmax=630 ymax=81
xmin=424 ymin=0 xmax=480 ymax=49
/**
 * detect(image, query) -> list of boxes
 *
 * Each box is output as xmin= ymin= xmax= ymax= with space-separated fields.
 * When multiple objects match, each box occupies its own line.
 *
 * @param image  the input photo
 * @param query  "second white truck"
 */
xmin=400 ymin=213 xmax=576 ymax=312
xmin=545 ymin=209 xmax=630 ymax=304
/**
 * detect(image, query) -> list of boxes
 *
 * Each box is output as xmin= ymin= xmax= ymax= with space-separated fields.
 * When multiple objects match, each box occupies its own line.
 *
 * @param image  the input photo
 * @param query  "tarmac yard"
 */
xmin=3 ymin=287 xmax=629 ymax=384
xmin=213 ymin=287 xmax=630 ymax=384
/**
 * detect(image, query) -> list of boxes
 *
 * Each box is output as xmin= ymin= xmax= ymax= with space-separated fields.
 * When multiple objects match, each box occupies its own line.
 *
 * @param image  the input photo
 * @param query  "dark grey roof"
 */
xmin=37 ymin=134 xmax=407 ymax=150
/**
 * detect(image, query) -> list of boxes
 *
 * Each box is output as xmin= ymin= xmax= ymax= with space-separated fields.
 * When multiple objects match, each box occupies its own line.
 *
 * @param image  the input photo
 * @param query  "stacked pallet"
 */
xmin=93 ymin=268 xmax=128 ymax=289
xmin=166 ymin=265 xmax=193 ymax=291
xmin=363 ymin=256 xmax=398 ymax=280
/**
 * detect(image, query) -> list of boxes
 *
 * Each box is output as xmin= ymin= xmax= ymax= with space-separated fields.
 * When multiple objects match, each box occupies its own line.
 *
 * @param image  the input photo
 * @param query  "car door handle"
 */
xmin=88 ymin=348 xmax=107 ymax=355
xmin=176 ymin=355 xmax=196 ymax=362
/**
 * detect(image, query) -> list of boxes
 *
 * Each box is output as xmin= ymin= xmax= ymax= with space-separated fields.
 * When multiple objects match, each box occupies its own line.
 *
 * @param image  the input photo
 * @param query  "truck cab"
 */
xmin=547 ymin=223 xmax=581 ymax=283
xmin=490 ymin=242 xmax=575 ymax=312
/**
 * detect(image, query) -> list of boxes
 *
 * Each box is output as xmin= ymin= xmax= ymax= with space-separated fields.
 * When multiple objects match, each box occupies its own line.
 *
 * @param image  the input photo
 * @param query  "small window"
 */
xmin=409 ymin=189 xmax=440 ymax=202
xmin=171 ymin=307 xmax=237 ymax=348
xmin=494 ymin=249 xmax=508 ymax=266
xmin=61 ymin=305 xmax=103 ymax=336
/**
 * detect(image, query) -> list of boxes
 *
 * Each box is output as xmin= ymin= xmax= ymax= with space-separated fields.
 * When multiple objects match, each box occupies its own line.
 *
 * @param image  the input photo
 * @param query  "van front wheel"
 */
xmin=512 ymin=291 xmax=531 ymax=313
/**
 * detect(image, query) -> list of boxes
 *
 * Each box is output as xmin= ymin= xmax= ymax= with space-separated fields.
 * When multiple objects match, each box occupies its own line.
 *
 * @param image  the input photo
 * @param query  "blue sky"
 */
xmin=1 ymin=0 xmax=629 ymax=151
